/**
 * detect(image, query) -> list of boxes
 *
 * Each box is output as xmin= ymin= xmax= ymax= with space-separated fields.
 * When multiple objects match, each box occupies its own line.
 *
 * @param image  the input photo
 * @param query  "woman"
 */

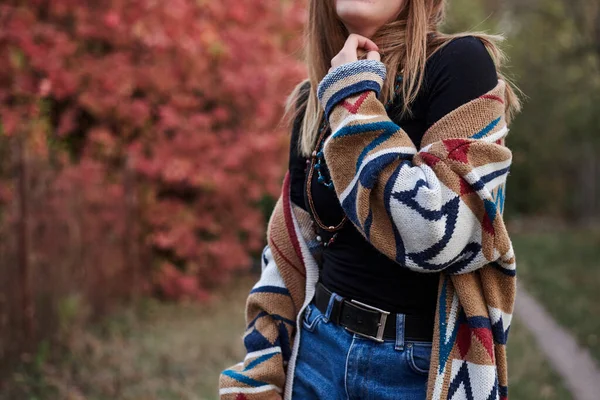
xmin=220 ymin=0 xmax=520 ymax=399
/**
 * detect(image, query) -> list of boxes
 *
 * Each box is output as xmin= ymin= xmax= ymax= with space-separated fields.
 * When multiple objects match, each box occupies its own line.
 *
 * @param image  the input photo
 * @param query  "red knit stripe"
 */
xmin=281 ymin=171 xmax=304 ymax=262
xmin=480 ymin=94 xmax=504 ymax=104
xmin=269 ymin=234 xmax=306 ymax=277
xmin=342 ymin=92 xmax=370 ymax=114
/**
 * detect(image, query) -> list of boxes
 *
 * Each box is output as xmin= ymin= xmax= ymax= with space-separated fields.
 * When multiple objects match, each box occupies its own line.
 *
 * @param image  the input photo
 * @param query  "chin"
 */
xmin=335 ymin=0 xmax=400 ymax=36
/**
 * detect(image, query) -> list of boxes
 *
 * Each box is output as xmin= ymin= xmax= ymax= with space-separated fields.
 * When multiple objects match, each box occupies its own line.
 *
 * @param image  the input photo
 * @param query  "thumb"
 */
xmin=366 ymin=50 xmax=381 ymax=62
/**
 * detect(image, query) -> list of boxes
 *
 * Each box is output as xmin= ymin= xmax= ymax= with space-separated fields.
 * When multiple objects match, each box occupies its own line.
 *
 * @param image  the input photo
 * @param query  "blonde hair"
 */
xmin=286 ymin=0 xmax=521 ymax=157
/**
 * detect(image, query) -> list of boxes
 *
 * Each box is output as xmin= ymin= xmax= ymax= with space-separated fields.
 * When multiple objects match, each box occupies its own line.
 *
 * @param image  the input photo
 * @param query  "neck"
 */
xmin=344 ymin=23 xmax=378 ymax=39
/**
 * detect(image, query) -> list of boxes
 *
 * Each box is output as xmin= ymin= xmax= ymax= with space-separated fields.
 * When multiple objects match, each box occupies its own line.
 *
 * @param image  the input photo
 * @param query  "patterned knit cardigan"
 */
xmin=219 ymin=59 xmax=516 ymax=400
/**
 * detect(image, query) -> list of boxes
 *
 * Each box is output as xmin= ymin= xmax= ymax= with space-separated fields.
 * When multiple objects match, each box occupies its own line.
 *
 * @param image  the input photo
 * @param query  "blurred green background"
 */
xmin=0 ymin=0 xmax=598 ymax=399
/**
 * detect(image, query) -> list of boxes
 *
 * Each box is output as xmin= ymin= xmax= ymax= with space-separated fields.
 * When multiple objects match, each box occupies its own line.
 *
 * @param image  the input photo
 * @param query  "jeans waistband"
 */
xmin=313 ymin=281 xmax=434 ymax=344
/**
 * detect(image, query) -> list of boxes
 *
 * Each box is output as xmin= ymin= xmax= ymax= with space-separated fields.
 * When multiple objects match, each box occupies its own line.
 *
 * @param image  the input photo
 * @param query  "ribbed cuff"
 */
xmin=317 ymin=59 xmax=387 ymax=117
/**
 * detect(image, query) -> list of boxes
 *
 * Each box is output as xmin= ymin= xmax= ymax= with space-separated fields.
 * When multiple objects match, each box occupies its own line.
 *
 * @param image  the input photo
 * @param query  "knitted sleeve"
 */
xmin=218 ymin=242 xmax=293 ymax=400
xmin=317 ymin=59 xmax=515 ymax=275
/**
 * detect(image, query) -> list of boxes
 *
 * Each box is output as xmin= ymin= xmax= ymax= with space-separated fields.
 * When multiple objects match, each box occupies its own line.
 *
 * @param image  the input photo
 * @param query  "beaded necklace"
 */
xmin=306 ymin=75 xmax=403 ymax=248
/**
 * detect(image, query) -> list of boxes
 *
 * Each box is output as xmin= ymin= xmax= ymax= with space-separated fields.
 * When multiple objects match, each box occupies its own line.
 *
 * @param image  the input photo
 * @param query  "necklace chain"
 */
xmin=306 ymin=122 xmax=346 ymax=240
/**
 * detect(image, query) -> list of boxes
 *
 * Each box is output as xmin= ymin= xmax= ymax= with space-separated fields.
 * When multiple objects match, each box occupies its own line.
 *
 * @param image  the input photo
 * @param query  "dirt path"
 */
xmin=516 ymin=284 xmax=600 ymax=400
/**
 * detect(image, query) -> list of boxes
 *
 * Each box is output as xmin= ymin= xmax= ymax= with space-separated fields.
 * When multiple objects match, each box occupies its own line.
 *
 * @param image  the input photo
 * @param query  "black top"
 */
xmin=288 ymin=36 xmax=498 ymax=317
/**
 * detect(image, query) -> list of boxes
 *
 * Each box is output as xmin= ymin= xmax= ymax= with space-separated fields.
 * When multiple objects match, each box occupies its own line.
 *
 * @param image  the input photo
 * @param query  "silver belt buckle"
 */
xmin=344 ymin=299 xmax=390 ymax=343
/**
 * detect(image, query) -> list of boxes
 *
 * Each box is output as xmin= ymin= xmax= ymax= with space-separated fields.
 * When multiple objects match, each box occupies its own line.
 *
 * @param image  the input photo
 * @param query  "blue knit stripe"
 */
xmin=244 ymin=329 xmax=274 ymax=353
xmin=247 ymin=311 xmax=296 ymax=329
xmin=221 ymin=369 xmax=268 ymax=387
xmin=268 ymin=314 xmax=296 ymax=327
xmin=440 ymin=242 xmax=482 ymax=274
xmin=467 ymin=316 xmax=493 ymax=329
xmin=470 ymin=117 xmax=501 ymax=139
xmin=493 ymin=184 xmax=505 ymax=214
xmin=261 ymin=249 xmax=269 ymax=266
xmin=244 ymin=352 xmax=278 ymax=371
xmin=466 ymin=165 xmax=510 ymax=196
xmin=356 ymin=123 xmax=400 ymax=172
xmin=470 ymin=167 xmax=510 ymax=192
xmin=490 ymin=261 xmax=516 ymax=277
xmin=470 ymin=177 xmax=486 ymax=192
xmin=317 ymin=59 xmax=386 ymax=100
xmin=437 ymin=279 xmax=449 ymax=374
xmin=324 ymin=80 xmax=381 ymax=117
xmin=250 ymin=286 xmax=290 ymax=296
xmin=484 ymin=198 xmax=497 ymax=222
xmin=492 ymin=320 xmax=510 ymax=345
xmin=447 ymin=361 xmax=475 ymax=400
xmin=276 ymin=323 xmax=292 ymax=361
xmin=246 ymin=312 xmax=266 ymax=329
xmin=333 ymin=120 xmax=398 ymax=140
xmin=480 ymin=166 xmax=510 ymax=185
xmin=486 ymin=378 xmax=499 ymax=400
xmin=358 ymin=152 xmax=402 ymax=190
xmin=392 ymin=179 xmax=455 ymax=221
xmin=437 ymin=278 xmax=461 ymax=374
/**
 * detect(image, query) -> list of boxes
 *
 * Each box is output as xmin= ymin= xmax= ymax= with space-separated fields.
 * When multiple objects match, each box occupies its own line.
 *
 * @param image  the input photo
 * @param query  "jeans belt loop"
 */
xmin=395 ymin=313 xmax=406 ymax=351
xmin=324 ymin=291 xmax=343 ymax=323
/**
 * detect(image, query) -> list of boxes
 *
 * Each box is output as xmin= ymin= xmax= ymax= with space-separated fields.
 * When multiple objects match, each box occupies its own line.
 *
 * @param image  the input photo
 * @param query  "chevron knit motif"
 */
xmin=220 ymin=59 xmax=516 ymax=400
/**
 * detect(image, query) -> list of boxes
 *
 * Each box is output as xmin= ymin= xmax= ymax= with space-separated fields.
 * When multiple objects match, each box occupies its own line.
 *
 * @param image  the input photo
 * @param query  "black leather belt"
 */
xmin=314 ymin=282 xmax=434 ymax=343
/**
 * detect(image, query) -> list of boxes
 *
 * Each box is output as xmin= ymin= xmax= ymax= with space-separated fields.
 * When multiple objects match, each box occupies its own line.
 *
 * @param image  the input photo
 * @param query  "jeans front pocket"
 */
xmin=301 ymin=303 xmax=325 ymax=332
xmin=407 ymin=342 xmax=433 ymax=376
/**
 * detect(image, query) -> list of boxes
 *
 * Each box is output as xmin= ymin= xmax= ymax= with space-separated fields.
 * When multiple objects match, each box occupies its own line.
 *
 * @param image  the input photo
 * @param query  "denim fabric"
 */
xmin=291 ymin=301 xmax=432 ymax=400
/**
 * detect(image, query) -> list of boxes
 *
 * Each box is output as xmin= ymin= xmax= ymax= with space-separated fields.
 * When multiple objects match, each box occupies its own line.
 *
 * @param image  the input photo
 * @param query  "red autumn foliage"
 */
xmin=0 ymin=0 xmax=305 ymax=305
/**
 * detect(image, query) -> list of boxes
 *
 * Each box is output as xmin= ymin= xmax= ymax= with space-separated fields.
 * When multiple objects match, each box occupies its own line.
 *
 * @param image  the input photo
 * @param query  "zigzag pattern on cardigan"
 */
xmin=219 ymin=59 xmax=516 ymax=400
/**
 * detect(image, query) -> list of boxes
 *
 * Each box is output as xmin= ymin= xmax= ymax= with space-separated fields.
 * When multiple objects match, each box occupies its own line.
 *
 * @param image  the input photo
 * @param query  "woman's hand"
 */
xmin=330 ymin=34 xmax=380 ymax=72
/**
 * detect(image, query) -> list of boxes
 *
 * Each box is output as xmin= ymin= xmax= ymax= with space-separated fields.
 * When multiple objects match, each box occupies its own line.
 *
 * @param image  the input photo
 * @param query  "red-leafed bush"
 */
xmin=0 ymin=0 xmax=305 ymax=305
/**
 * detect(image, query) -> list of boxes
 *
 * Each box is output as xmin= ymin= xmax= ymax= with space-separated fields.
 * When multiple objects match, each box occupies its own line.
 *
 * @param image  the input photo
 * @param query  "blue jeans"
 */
xmin=291 ymin=299 xmax=432 ymax=400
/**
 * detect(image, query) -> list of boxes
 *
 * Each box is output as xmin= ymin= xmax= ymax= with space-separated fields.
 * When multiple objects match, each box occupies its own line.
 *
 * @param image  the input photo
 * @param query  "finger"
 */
xmin=344 ymin=34 xmax=379 ymax=53
xmin=351 ymin=34 xmax=379 ymax=52
xmin=366 ymin=50 xmax=381 ymax=62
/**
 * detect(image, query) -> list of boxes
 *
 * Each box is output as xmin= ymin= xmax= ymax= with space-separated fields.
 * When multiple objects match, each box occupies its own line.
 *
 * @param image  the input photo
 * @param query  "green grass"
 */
xmin=507 ymin=318 xmax=573 ymax=399
xmin=511 ymin=226 xmax=600 ymax=363
xmin=3 ymin=274 xmax=573 ymax=400
xmin=2 ymin=278 xmax=251 ymax=400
